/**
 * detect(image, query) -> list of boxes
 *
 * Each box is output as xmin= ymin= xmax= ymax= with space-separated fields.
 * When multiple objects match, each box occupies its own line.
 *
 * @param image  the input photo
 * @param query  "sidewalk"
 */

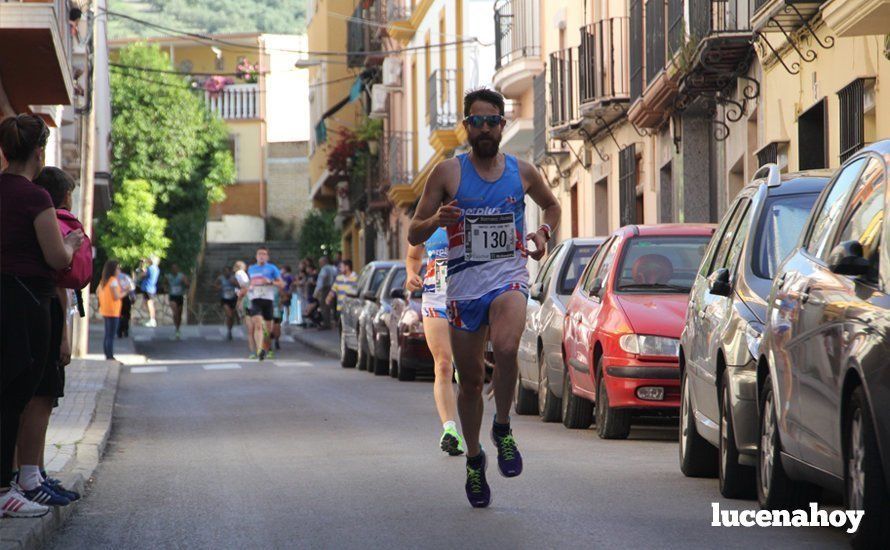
xmin=1 ymin=328 xmax=144 ymax=550
xmin=286 ymin=325 xmax=339 ymax=359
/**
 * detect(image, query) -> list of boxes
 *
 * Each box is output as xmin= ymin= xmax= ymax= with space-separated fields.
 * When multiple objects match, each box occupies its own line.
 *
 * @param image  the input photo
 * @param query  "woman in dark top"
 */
xmin=0 ymin=114 xmax=84 ymax=517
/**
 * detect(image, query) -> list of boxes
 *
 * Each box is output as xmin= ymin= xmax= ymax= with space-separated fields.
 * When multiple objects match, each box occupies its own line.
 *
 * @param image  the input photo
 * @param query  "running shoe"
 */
xmin=490 ymin=420 xmax=523 ymax=478
xmin=440 ymin=426 xmax=465 ymax=456
xmin=43 ymin=476 xmax=80 ymax=502
xmin=267 ymin=350 xmax=276 ymax=360
xmin=274 ymin=339 xmax=281 ymax=350
xmin=248 ymin=352 xmax=258 ymax=360
xmin=465 ymin=451 xmax=491 ymax=508
xmin=144 ymin=319 xmax=157 ymax=328
xmin=258 ymin=349 xmax=267 ymax=361
xmin=227 ymin=330 xmax=233 ymax=341
xmin=175 ymin=331 xmax=181 ymax=340
xmin=18 ymin=481 xmax=71 ymax=506
xmin=0 ymin=487 xmax=49 ymax=518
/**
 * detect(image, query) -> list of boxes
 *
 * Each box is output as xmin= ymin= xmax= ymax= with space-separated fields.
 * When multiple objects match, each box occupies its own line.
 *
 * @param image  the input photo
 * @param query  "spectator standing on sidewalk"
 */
xmin=14 ymin=166 xmax=83 ymax=509
xmin=327 ymin=259 xmax=357 ymax=325
xmin=117 ymin=270 xmax=135 ymax=338
xmin=314 ymin=256 xmax=337 ymax=330
xmin=1 ymin=114 xmax=84 ymax=518
xmin=97 ymin=260 xmax=126 ymax=360
xmin=138 ymin=256 xmax=160 ymax=327
xmin=165 ymin=263 xmax=189 ymax=340
xmin=280 ymin=265 xmax=295 ymax=324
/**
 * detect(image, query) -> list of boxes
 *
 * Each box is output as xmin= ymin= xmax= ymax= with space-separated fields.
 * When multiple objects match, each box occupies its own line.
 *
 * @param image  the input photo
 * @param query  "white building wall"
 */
xmin=263 ymin=34 xmax=311 ymax=143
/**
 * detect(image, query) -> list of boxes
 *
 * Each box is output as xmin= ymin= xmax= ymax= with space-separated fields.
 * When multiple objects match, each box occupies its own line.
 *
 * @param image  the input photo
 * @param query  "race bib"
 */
xmin=434 ymin=259 xmax=447 ymax=293
xmin=464 ymin=214 xmax=516 ymax=262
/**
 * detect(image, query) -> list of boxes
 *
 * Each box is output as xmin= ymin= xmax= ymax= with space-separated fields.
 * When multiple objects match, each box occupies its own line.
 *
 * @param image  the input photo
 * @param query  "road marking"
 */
xmin=202 ymin=363 xmax=242 ymax=370
xmin=205 ymin=334 xmax=224 ymax=341
xmin=280 ymin=335 xmax=295 ymax=343
xmin=130 ymin=366 xmax=168 ymax=374
xmin=133 ymin=335 xmax=152 ymax=342
xmin=275 ymin=361 xmax=314 ymax=368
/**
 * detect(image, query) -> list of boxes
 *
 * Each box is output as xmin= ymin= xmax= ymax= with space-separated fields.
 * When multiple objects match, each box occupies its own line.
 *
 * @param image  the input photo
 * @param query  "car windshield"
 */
xmin=388 ymin=269 xmax=407 ymax=297
xmin=753 ymin=193 xmax=820 ymax=279
xmin=369 ymin=268 xmax=389 ymax=293
xmin=615 ymin=236 xmax=711 ymax=293
xmin=559 ymin=244 xmax=599 ymax=294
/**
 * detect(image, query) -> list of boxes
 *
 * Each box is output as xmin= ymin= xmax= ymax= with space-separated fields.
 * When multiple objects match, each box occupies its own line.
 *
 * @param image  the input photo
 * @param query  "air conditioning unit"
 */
xmin=382 ymin=57 xmax=402 ymax=90
xmin=369 ymin=84 xmax=388 ymax=119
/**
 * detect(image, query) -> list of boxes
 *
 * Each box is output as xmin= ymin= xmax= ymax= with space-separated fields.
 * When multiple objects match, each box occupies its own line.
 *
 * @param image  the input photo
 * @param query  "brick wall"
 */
xmin=266 ymin=141 xmax=311 ymax=239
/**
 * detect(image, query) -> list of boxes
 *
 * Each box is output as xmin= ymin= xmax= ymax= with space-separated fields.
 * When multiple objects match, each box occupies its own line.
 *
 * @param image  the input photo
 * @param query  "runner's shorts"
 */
xmin=422 ymin=307 xmax=447 ymax=319
xmin=221 ymin=297 xmax=237 ymax=308
xmin=249 ymin=298 xmax=275 ymax=321
xmin=170 ymin=295 xmax=184 ymax=307
xmin=447 ymin=282 xmax=528 ymax=332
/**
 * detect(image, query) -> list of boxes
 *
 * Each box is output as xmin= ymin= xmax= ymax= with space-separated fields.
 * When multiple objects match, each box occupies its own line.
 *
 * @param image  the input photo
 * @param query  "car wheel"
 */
xmin=719 ymin=371 xmax=755 ymax=499
xmin=595 ymin=367 xmax=631 ymax=440
xmin=757 ymin=376 xmax=815 ymax=509
xmin=372 ymin=351 xmax=389 ymax=376
xmin=356 ymin=328 xmax=368 ymax=371
xmin=846 ymin=386 xmax=890 ymax=548
xmin=562 ymin=368 xmax=593 ymax=429
xmin=514 ymin=375 xmax=537 ymax=415
xmin=340 ymin=328 xmax=357 ymax=369
xmin=397 ymin=353 xmax=415 ymax=382
xmin=679 ymin=369 xmax=717 ymax=477
xmin=389 ymin=358 xmax=399 ymax=378
xmin=538 ymin=350 xmax=561 ymax=423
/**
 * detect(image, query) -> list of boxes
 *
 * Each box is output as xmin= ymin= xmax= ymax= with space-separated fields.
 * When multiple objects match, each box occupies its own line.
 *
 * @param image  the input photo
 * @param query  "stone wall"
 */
xmin=266 ymin=141 xmax=311 ymax=240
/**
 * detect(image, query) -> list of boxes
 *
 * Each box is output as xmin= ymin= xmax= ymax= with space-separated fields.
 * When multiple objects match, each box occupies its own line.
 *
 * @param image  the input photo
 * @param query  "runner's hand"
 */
xmin=59 ymin=338 xmax=72 ymax=367
xmin=433 ymin=200 xmax=461 ymax=227
xmin=64 ymin=229 xmax=84 ymax=251
xmin=405 ymin=272 xmax=422 ymax=292
xmin=526 ymin=231 xmax=547 ymax=261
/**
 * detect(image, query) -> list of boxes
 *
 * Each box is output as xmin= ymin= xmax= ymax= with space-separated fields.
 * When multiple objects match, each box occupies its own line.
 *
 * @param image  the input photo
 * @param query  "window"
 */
xmin=369 ymin=268 xmax=389 ymax=293
xmin=619 ymin=145 xmax=637 ymax=226
xmin=227 ymin=135 xmax=239 ymax=181
xmin=582 ymin=237 xmax=618 ymax=293
xmin=798 ymin=100 xmax=827 ymax=170
xmin=592 ymin=238 xmax=621 ymax=287
xmin=615 ymin=236 xmax=712 ymax=292
xmin=807 ymin=158 xmax=867 ymax=259
xmin=838 ymin=78 xmax=876 ymax=163
xmin=834 ymin=158 xmax=885 ymax=281
xmin=699 ymin=199 xmax=741 ymax=277
xmin=645 ymin=0 xmax=666 ymax=85
xmin=629 ymin=0 xmax=643 ymax=101
xmin=753 ymin=193 xmax=822 ymax=279
xmin=559 ymin=244 xmax=600 ymax=295
xmin=571 ymin=184 xmax=579 ymax=237
xmin=535 ymin=244 xmax=563 ymax=286
xmin=579 ymin=239 xmax=608 ymax=291
xmin=356 ymin=266 xmax=373 ymax=294
xmin=390 ymin=269 xmax=407 ymax=293
xmin=710 ymin=199 xmax=749 ymax=272
xmin=723 ymin=205 xmax=754 ymax=277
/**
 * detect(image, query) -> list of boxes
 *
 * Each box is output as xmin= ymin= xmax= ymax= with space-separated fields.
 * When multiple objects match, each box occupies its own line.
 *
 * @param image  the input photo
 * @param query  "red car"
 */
xmin=562 ymin=224 xmax=714 ymax=439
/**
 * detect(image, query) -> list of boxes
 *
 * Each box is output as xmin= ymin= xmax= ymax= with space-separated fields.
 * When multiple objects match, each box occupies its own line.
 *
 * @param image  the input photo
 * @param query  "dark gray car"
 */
xmin=678 ymin=165 xmax=830 ymax=498
xmin=358 ymin=263 xmax=406 ymax=375
xmin=516 ymin=238 xmax=604 ymax=422
xmin=339 ymin=261 xmax=400 ymax=369
xmin=759 ymin=142 xmax=890 ymax=547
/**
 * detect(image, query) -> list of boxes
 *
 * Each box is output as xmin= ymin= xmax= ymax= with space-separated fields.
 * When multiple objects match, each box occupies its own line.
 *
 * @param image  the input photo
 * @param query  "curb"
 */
xmin=288 ymin=329 xmax=339 ymax=359
xmin=0 ymin=361 xmax=121 ymax=550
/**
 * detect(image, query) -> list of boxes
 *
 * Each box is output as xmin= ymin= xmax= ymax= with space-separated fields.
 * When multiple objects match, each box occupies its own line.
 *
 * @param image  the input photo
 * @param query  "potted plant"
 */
xmin=356 ymin=117 xmax=383 ymax=155
xmin=327 ymin=128 xmax=358 ymax=174
xmin=236 ymin=57 xmax=259 ymax=83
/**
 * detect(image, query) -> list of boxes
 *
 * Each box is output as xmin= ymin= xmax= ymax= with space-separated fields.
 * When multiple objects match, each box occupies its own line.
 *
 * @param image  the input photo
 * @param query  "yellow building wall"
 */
xmin=761 ymin=28 xmax=890 ymax=171
xmin=227 ymin=120 xmax=263 ymax=183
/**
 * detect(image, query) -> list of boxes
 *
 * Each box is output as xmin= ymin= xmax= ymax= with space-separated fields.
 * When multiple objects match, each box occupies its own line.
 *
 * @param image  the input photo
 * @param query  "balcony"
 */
xmin=549 ymin=48 xmax=579 ymax=138
xmin=383 ymin=131 xmax=415 ymax=187
xmin=385 ymin=0 xmax=433 ymax=43
xmin=427 ymin=69 xmax=466 ymax=152
xmin=347 ymin=3 xmax=383 ymax=68
xmin=751 ymin=0 xmax=827 ymax=34
xmin=205 ymin=84 xmax=259 ymax=120
xmin=579 ymin=17 xmax=630 ymax=122
xmin=627 ymin=0 xmax=680 ymax=129
xmin=823 ymin=0 xmax=890 ymax=37
xmin=492 ymin=0 xmax=544 ymax=98
xmin=0 ymin=0 xmax=74 ymax=114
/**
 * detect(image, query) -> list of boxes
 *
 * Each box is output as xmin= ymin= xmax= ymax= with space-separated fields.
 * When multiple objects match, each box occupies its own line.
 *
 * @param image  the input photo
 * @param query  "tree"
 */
xmin=298 ymin=209 xmax=341 ymax=259
xmin=109 ymin=43 xmax=234 ymax=272
xmin=99 ymin=179 xmax=171 ymax=268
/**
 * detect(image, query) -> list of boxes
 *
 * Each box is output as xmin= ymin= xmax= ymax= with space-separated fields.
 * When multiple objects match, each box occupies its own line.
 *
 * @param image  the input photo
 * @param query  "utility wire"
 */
xmin=110 ymin=63 xmax=359 ymax=90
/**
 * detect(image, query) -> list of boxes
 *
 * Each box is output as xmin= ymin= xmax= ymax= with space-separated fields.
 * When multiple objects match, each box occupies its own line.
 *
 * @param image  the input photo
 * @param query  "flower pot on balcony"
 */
xmin=367 ymin=139 xmax=379 ymax=155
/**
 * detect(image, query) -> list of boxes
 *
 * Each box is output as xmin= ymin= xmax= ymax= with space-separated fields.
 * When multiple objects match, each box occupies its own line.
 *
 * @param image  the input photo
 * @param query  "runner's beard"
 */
xmin=469 ymin=135 xmax=500 ymax=158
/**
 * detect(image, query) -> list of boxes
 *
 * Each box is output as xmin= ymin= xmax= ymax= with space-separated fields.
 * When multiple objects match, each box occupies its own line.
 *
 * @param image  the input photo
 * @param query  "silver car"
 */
xmin=515 ymin=238 xmax=604 ymax=421
xmin=678 ymin=165 xmax=830 ymax=498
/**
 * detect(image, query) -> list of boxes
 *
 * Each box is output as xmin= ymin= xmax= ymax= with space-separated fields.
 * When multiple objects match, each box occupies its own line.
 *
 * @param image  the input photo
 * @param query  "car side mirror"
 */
xmin=363 ymin=290 xmax=378 ymax=301
xmin=708 ymin=268 xmax=731 ymax=297
xmin=390 ymin=288 xmax=407 ymax=300
xmin=530 ymin=282 xmax=544 ymax=302
xmin=588 ymin=277 xmax=603 ymax=297
xmin=828 ymin=240 xmax=870 ymax=276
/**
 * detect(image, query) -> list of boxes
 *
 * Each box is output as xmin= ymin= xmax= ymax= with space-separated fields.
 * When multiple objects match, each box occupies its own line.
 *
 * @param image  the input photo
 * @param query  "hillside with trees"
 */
xmin=108 ymin=0 xmax=307 ymax=39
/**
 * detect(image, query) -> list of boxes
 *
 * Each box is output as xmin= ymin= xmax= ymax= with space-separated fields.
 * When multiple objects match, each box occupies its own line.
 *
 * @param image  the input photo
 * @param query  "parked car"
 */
xmin=679 ymin=166 xmax=831 ymax=498
xmin=359 ymin=263 xmax=406 ymax=375
xmin=562 ymin=224 xmax=714 ymax=438
xmin=387 ymin=288 xmax=434 ymax=381
xmin=339 ymin=261 xmax=400 ymax=369
xmin=758 ymin=142 xmax=889 ymax=546
xmin=515 ymin=237 xmax=604 ymax=422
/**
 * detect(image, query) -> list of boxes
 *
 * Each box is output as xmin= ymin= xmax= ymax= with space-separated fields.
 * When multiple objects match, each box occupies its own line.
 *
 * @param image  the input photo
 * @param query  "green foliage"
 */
xmin=298 ymin=209 xmax=341 ymax=259
xmin=108 ymin=0 xmax=307 ymax=39
xmin=355 ymin=117 xmax=383 ymax=142
xmin=98 ymin=179 xmax=171 ymax=269
xmin=109 ymin=43 xmax=235 ymax=272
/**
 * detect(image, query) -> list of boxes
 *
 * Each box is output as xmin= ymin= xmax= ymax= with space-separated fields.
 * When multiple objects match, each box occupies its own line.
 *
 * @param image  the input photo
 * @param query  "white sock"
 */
xmin=443 ymin=420 xmax=456 ymax=431
xmin=19 ymin=465 xmax=43 ymax=491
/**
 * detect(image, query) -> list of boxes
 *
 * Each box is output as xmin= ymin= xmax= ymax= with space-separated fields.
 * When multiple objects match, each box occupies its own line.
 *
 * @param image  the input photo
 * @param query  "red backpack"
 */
xmin=56 ymin=209 xmax=93 ymax=289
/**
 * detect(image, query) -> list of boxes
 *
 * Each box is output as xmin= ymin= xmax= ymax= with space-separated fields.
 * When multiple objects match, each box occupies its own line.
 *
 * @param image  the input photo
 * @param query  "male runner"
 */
xmin=408 ymin=88 xmax=560 ymax=508
xmin=247 ymin=247 xmax=284 ymax=361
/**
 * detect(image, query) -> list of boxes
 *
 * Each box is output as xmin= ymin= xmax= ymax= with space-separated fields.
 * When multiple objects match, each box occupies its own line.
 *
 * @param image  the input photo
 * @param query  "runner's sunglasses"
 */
xmin=464 ymin=114 xmax=505 ymax=128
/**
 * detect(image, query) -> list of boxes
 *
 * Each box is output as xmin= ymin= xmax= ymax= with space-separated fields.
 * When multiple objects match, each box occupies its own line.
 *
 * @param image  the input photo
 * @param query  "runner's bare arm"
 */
xmin=405 ymin=244 xmax=424 ymax=291
xmin=407 ymin=160 xmax=461 ymax=246
xmin=521 ymin=160 xmax=561 ymax=260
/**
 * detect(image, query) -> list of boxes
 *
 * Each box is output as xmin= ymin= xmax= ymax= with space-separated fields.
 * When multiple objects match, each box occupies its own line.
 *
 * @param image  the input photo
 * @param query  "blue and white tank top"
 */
xmin=445 ymin=153 xmax=528 ymax=301
xmin=421 ymin=227 xmax=448 ymax=310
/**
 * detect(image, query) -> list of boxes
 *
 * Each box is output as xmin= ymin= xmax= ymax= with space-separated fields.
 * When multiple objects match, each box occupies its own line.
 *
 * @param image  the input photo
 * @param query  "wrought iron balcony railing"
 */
xmin=347 ymin=3 xmax=383 ymax=67
xmin=384 ymin=131 xmax=415 ymax=186
xmin=386 ymin=0 xmax=413 ymax=22
xmin=549 ymin=48 xmax=578 ymax=127
xmin=494 ymin=0 xmax=541 ymax=70
xmin=579 ymin=17 xmax=630 ymax=106
xmin=428 ymin=69 xmax=459 ymax=131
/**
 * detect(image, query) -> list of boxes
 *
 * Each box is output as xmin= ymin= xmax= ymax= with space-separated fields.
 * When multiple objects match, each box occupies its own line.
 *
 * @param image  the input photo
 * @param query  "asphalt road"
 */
xmin=50 ymin=326 xmax=848 ymax=549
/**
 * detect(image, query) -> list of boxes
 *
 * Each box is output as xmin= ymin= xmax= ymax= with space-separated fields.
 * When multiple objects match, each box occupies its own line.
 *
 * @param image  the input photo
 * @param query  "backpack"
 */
xmin=55 ymin=209 xmax=93 ymax=289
